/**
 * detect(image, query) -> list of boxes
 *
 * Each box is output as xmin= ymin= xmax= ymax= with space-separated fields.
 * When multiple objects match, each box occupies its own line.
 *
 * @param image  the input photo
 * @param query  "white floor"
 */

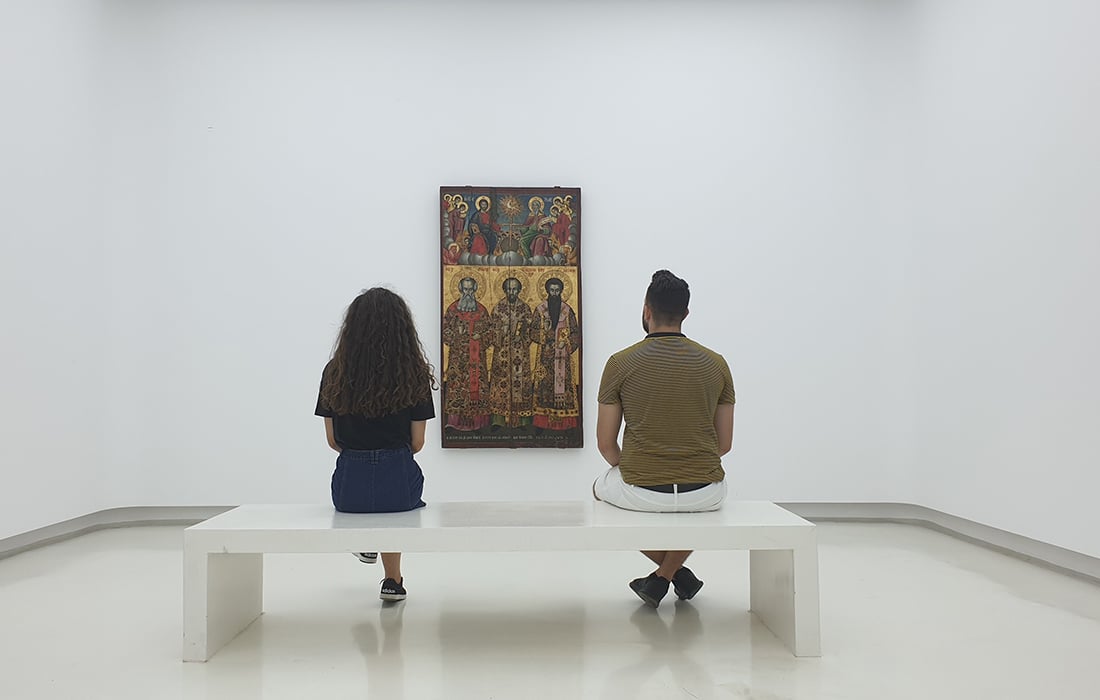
xmin=1 ymin=523 xmax=1098 ymax=700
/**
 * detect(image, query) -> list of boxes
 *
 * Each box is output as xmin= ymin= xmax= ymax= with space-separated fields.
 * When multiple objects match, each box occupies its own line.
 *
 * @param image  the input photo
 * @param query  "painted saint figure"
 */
xmin=447 ymin=199 xmax=468 ymax=246
xmin=466 ymin=221 xmax=489 ymax=256
xmin=530 ymin=277 xmax=580 ymax=431
xmin=442 ymin=276 xmax=491 ymax=430
xmin=551 ymin=206 xmax=572 ymax=250
xmin=472 ymin=196 xmax=502 ymax=256
xmin=518 ymin=197 xmax=552 ymax=260
xmin=488 ymin=277 xmax=535 ymax=430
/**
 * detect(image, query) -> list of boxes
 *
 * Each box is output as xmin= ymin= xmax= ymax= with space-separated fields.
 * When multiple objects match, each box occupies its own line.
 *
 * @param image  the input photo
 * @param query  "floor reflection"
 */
xmin=601 ymin=602 xmax=715 ymax=699
xmin=352 ymin=602 xmax=406 ymax=699
xmin=440 ymin=604 xmax=586 ymax=698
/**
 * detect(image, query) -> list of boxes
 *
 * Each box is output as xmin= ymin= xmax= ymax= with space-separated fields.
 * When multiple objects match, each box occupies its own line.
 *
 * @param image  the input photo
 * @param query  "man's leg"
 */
xmin=629 ymin=552 xmax=692 ymax=608
xmin=593 ymin=468 xmax=672 ymax=512
xmin=642 ymin=550 xmax=664 ymax=566
xmin=595 ymin=470 xmax=705 ymax=605
xmin=654 ymin=551 xmax=692 ymax=580
xmin=642 ymin=551 xmax=693 ymax=578
xmin=641 ymin=550 xmax=704 ymax=601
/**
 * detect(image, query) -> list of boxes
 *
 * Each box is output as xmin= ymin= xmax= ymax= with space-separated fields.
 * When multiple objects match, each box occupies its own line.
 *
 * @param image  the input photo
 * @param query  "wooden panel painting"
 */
xmin=440 ymin=186 xmax=582 ymax=449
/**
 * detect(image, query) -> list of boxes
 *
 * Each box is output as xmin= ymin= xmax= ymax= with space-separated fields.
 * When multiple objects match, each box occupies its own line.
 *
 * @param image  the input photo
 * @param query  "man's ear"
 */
xmin=682 ymin=308 xmax=690 ymax=321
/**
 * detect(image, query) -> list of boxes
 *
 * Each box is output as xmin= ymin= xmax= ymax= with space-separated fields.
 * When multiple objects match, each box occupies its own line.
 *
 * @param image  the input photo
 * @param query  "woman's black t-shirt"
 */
xmin=315 ymin=375 xmax=435 ymax=451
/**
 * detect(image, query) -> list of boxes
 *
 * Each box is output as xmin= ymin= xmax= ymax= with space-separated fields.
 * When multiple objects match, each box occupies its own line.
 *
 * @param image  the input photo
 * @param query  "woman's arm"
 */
xmin=324 ymin=417 xmax=340 ymax=453
xmin=410 ymin=420 xmax=427 ymax=454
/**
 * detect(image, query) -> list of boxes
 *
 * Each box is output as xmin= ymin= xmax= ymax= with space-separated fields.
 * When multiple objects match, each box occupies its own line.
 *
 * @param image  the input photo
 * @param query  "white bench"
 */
xmin=183 ymin=501 xmax=821 ymax=661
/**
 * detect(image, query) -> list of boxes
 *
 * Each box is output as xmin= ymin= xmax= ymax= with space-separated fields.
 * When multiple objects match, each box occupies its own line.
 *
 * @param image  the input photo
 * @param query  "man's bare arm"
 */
xmin=714 ymin=403 xmax=735 ymax=456
xmin=596 ymin=402 xmax=624 ymax=467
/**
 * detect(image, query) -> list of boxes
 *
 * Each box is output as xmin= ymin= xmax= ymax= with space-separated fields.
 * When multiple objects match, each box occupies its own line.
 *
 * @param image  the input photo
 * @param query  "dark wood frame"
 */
xmin=439 ymin=186 xmax=582 ymax=448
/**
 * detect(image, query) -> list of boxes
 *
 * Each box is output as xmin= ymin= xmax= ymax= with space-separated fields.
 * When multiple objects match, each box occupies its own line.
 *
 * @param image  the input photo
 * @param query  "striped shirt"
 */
xmin=597 ymin=333 xmax=735 ymax=485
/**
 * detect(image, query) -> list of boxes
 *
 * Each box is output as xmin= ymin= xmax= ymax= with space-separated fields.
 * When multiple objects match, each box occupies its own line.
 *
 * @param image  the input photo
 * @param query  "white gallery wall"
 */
xmin=909 ymin=0 xmax=1100 ymax=557
xmin=1 ymin=0 xmax=1096 ymax=559
xmin=0 ymin=2 xmax=109 ymax=537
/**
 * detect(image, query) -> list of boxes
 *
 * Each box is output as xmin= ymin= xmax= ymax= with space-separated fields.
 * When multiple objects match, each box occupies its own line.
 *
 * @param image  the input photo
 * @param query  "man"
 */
xmin=442 ymin=276 xmax=491 ymax=431
xmin=488 ymin=277 xmax=535 ymax=430
xmin=530 ymin=277 xmax=580 ymax=432
xmin=593 ymin=270 xmax=735 ymax=607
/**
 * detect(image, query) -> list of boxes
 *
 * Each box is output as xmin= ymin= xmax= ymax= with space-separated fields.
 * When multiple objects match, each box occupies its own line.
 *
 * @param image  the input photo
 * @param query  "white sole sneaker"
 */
xmin=379 ymin=578 xmax=407 ymax=601
xmin=354 ymin=552 xmax=378 ymax=564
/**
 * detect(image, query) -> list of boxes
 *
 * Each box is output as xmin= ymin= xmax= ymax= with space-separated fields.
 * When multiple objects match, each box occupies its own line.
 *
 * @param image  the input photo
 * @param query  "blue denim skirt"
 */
xmin=331 ymin=447 xmax=426 ymax=513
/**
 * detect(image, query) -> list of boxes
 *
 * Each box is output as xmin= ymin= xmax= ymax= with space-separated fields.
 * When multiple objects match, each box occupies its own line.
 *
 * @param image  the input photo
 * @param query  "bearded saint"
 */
xmin=530 ymin=277 xmax=580 ymax=431
xmin=442 ymin=276 xmax=491 ymax=430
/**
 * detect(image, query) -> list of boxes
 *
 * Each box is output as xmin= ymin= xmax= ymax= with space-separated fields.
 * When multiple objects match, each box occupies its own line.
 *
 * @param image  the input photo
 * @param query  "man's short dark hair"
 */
xmin=645 ymin=270 xmax=689 ymax=324
xmin=545 ymin=277 xmax=564 ymax=293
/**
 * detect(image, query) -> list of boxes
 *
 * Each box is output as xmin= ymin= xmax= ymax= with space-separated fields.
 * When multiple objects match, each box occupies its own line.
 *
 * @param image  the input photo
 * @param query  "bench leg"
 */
xmin=749 ymin=545 xmax=821 ymax=657
xmin=183 ymin=551 xmax=263 ymax=662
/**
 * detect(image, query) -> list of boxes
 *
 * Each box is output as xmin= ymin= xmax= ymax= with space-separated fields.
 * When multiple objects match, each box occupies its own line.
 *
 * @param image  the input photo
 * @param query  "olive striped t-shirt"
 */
xmin=597 ymin=333 xmax=735 ymax=486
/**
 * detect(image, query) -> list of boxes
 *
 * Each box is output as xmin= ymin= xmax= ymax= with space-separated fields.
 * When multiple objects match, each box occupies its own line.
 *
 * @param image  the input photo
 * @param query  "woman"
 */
xmin=315 ymin=287 xmax=437 ymax=601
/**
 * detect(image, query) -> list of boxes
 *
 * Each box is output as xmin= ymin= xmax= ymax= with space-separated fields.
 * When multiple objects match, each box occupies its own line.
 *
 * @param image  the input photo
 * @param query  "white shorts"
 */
xmin=592 ymin=467 xmax=726 ymax=513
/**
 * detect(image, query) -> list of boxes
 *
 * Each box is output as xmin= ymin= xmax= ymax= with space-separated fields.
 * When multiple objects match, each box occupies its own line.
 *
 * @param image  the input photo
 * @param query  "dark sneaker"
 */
xmin=354 ymin=552 xmax=378 ymax=564
xmin=380 ymin=578 xmax=406 ymax=601
xmin=672 ymin=566 xmax=704 ymax=600
xmin=629 ymin=573 xmax=670 ymax=608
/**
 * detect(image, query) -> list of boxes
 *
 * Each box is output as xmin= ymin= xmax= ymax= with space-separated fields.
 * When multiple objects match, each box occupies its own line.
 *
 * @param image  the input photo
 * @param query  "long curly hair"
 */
xmin=321 ymin=288 xmax=437 ymax=417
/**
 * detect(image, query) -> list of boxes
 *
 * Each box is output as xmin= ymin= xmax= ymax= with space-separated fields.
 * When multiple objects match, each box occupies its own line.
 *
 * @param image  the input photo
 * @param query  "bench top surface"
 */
xmin=188 ymin=501 xmax=812 ymax=532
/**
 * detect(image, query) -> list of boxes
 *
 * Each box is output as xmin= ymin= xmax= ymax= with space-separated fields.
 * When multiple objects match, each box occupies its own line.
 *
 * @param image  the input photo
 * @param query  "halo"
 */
xmin=493 ymin=269 xmax=524 ymax=294
xmin=450 ymin=268 xmax=489 ymax=298
xmin=552 ymin=195 xmax=573 ymax=217
xmin=535 ymin=270 xmax=574 ymax=302
xmin=495 ymin=268 xmax=539 ymax=306
xmin=527 ymin=196 xmax=544 ymax=213
xmin=475 ymin=195 xmax=491 ymax=211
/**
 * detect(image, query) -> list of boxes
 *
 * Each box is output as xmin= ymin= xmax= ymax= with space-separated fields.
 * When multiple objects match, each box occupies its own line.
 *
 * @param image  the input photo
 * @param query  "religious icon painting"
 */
xmin=440 ymin=186 xmax=582 ymax=449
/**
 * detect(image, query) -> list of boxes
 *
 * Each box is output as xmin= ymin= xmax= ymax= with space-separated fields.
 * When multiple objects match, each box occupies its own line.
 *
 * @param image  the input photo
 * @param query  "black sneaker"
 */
xmin=379 ymin=578 xmax=406 ymax=601
xmin=354 ymin=552 xmax=378 ymax=564
xmin=672 ymin=566 xmax=704 ymax=600
xmin=629 ymin=573 xmax=670 ymax=608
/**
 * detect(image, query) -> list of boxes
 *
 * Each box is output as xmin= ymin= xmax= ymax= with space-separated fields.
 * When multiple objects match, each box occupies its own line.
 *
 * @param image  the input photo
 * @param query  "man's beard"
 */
xmin=457 ymin=292 xmax=477 ymax=312
xmin=548 ymin=296 xmax=562 ymax=331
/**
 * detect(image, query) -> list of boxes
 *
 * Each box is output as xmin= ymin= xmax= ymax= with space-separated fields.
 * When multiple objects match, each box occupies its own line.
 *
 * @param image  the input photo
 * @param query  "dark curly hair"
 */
xmin=321 ymin=288 xmax=437 ymax=417
xmin=645 ymin=269 xmax=690 ymax=324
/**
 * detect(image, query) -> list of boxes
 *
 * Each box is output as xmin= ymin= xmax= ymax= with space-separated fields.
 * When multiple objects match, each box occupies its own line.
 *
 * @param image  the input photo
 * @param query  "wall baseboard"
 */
xmin=3 ymin=502 xmax=1098 ymax=585
xmin=0 ymin=506 xmax=235 ymax=561
xmin=780 ymin=502 xmax=1100 ymax=586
